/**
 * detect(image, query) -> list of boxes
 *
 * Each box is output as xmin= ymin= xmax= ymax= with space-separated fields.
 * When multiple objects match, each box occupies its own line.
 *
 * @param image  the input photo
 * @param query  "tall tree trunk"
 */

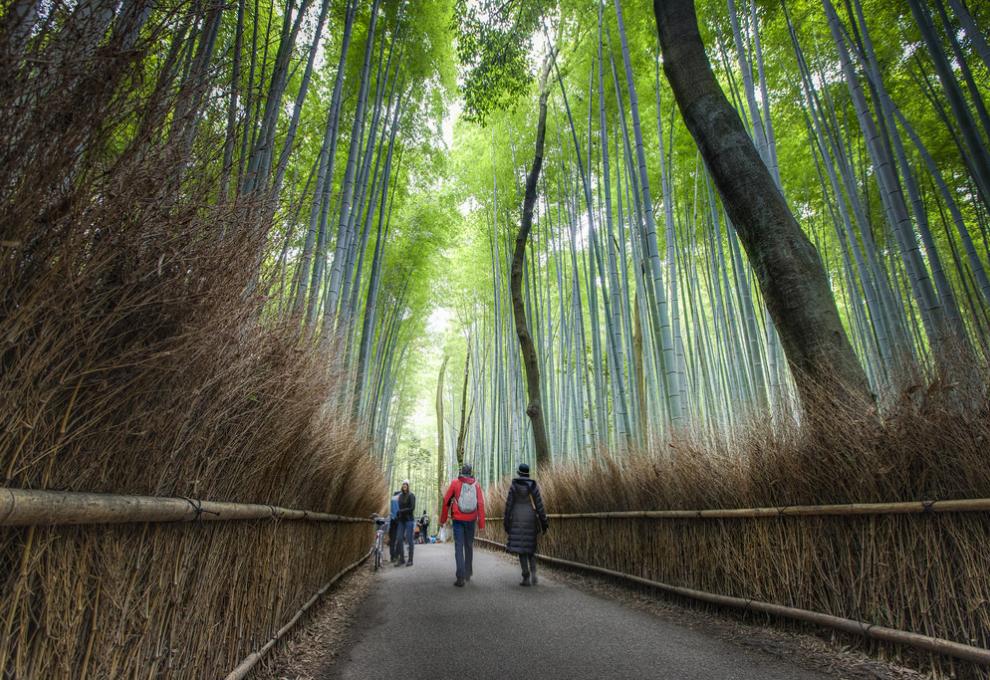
xmin=170 ymin=0 xmax=224 ymax=160
xmin=354 ymin=94 xmax=403 ymax=417
xmin=338 ymin=39 xmax=400 ymax=343
xmin=455 ymin=344 xmax=471 ymax=468
xmin=320 ymin=0 xmax=382 ymax=332
xmin=269 ymin=0 xmax=333 ymax=201
xmin=633 ymin=290 xmax=648 ymax=439
xmin=944 ymin=0 xmax=990 ymax=72
xmin=613 ymin=0 xmax=683 ymax=424
xmin=906 ymin=0 xmax=990 ymax=209
xmin=219 ymin=0 xmax=245 ymax=202
xmin=241 ymin=0 xmax=313 ymax=195
xmin=652 ymin=0 xmax=871 ymax=407
xmin=2 ymin=0 xmax=40 ymax=55
xmin=436 ymin=356 xmax=449 ymax=502
xmin=824 ymin=0 xmax=951 ymax=365
xmin=292 ymin=0 xmax=356 ymax=319
xmin=511 ymin=59 xmax=553 ymax=466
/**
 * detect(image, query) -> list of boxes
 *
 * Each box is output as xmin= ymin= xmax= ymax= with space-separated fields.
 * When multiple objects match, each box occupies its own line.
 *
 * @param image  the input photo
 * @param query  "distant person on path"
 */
xmin=395 ymin=480 xmax=416 ymax=567
xmin=388 ymin=489 xmax=401 ymax=564
xmin=417 ymin=511 xmax=430 ymax=544
xmin=441 ymin=464 xmax=486 ymax=587
xmin=504 ymin=463 xmax=549 ymax=586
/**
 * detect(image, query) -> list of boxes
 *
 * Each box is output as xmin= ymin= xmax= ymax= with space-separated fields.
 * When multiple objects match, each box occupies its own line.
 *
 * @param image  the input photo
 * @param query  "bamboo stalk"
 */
xmin=223 ymin=548 xmax=372 ymax=680
xmin=474 ymin=537 xmax=990 ymax=666
xmin=482 ymin=497 xmax=990 ymax=521
xmin=0 ymin=488 xmax=373 ymax=526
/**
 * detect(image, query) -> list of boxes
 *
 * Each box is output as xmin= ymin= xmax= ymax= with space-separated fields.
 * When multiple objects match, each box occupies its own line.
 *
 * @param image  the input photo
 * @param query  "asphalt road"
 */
xmin=320 ymin=543 xmax=830 ymax=680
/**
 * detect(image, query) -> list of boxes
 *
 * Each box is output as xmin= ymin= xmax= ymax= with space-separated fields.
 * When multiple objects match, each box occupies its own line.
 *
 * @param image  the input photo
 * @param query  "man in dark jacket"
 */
xmin=441 ymin=464 xmax=486 ymax=587
xmin=504 ymin=463 xmax=549 ymax=586
xmin=395 ymin=480 xmax=416 ymax=567
xmin=417 ymin=512 xmax=430 ymax=544
xmin=388 ymin=489 xmax=401 ymax=563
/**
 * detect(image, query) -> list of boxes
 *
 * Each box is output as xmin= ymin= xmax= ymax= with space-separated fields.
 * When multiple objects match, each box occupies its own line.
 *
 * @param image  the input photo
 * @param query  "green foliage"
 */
xmin=452 ymin=0 xmax=549 ymax=124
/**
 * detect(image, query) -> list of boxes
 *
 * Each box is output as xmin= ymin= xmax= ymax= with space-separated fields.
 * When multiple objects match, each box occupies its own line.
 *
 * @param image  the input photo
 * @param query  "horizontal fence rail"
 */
xmin=484 ymin=496 xmax=990 ymax=521
xmin=0 ymin=487 xmax=372 ymax=526
xmin=474 ymin=537 xmax=990 ymax=667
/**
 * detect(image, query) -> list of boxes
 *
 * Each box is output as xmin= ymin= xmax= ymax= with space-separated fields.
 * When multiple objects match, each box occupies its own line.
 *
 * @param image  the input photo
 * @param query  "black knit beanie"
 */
xmin=517 ymin=463 xmax=530 ymax=477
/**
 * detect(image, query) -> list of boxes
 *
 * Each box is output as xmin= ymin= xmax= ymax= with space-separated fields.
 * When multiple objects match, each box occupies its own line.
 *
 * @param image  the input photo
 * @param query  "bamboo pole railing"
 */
xmin=474 ymin=537 xmax=990 ymax=666
xmin=223 ymin=549 xmax=372 ymax=680
xmin=483 ymin=496 xmax=990 ymax=521
xmin=0 ymin=488 xmax=373 ymax=526
xmin=0 ymin=487 xmax=375 ymax=676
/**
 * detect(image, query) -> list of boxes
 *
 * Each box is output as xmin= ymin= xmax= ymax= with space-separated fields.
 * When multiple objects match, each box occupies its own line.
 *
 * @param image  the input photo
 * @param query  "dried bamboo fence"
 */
xmin=479 ymin=498 xmax=990 ymax=678
xmin=0 ymin=488 xmax=374 ymax=679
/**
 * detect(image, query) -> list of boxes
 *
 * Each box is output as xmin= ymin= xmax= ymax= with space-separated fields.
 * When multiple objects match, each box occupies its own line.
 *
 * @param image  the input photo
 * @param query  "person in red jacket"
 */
xmin=440 ymin=464 xmax=486 ymax=587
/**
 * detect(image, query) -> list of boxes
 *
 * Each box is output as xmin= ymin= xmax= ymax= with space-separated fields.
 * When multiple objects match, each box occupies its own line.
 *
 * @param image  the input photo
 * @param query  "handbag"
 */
xmin=528 ymin=487 xmax=548 ymax=534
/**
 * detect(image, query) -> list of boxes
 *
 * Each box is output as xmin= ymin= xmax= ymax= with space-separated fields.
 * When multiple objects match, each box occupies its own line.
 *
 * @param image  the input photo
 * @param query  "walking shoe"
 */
xmin=396 ymin=559 xmax=405 ymax=566
xmin=520 ymin=575 xmax=531 ymax=586
xmin=454 ymin=579 xmax=465 ymax=587
xmin=405 ymin=560 xmax=413 ymax=567
xmin=531 ymin=573 xmax=538 ymax=585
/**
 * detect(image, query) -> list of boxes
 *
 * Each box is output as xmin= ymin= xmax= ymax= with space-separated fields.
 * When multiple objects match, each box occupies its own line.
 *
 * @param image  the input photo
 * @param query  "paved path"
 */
xmin=320 ymin=543 xmax=830 ymax=680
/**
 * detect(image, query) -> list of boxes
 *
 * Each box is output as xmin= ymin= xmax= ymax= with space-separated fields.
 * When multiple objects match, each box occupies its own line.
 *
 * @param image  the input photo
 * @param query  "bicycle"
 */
xmin=371 ymin=515 xmax=387 ymax=571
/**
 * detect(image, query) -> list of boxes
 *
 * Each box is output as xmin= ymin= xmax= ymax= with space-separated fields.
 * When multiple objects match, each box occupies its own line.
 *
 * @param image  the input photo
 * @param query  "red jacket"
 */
xmin=440 ymin=476 xmax=486 ymax=529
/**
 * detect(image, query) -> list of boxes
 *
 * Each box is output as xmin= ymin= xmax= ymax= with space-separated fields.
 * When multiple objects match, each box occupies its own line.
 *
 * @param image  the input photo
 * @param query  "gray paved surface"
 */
xmin=320 ymin=543 xmax=830 ymax=680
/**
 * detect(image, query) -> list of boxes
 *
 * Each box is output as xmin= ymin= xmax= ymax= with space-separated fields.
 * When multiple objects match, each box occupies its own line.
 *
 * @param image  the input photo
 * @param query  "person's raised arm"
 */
xmin=503 ymin=485 xmax=515 ymax=533
xmin=440 ymin=481 xmax=455 ymax=525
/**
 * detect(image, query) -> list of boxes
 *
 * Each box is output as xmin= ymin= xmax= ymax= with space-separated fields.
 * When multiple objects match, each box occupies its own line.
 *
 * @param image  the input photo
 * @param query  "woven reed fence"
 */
xmin=479 ymin=498 xmax=990 ymax=678
xmin=0 ymin=488 xmax=373 ymax=679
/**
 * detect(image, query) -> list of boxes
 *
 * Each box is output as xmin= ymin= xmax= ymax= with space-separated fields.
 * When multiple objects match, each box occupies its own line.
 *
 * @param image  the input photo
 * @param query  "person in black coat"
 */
xmin=417 ymin=511 xmax=430 ymax=544
xmin=395 ymin=481 xmax=416 ymax=566
xmin=503 ymin=463 xmax=549 ymax=586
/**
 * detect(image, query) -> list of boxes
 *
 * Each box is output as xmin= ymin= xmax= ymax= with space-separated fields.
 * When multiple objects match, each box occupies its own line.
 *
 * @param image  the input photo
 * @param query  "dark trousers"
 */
xmin=452 ymin=519 xmax=475 ymax=580
xmin=396 ymin=519 xmax=414 ymax=562
xmin=388 ymin=521 xmax=398 ymax=560
xmin=519 ymin=553 xmax=537 ymax=578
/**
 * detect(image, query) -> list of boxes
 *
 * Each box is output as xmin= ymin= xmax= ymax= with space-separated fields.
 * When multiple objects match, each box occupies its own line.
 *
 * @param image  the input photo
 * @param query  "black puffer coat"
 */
xmin=504 ymin=477 xmax=549 ymax=554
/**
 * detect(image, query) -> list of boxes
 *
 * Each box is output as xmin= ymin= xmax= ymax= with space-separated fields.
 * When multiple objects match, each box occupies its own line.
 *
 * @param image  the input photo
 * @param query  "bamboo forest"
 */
xmin=2 ymin=0 xmax=990 ymax=678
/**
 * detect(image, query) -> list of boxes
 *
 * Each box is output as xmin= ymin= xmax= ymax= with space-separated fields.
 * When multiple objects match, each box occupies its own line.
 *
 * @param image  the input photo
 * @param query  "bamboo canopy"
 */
xmin=0 ymin=488 xmax=372 ymax=526
xmin=474 ymin=538 xmax=990 ymax=666
xmin=484 ymin=497 xmax=990 ymax=521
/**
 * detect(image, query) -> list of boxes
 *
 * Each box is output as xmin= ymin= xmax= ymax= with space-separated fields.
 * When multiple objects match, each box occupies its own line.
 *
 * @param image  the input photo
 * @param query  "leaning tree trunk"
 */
xmin=652 ymin=0 xmax=870 ymax=408
xmin=455 ymin=344 xmax=471 ymax=468
xmin=511 ymin=60 xmax=553 ymax=466
xmin=436 ymin=356 xmax=449 ymax=501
